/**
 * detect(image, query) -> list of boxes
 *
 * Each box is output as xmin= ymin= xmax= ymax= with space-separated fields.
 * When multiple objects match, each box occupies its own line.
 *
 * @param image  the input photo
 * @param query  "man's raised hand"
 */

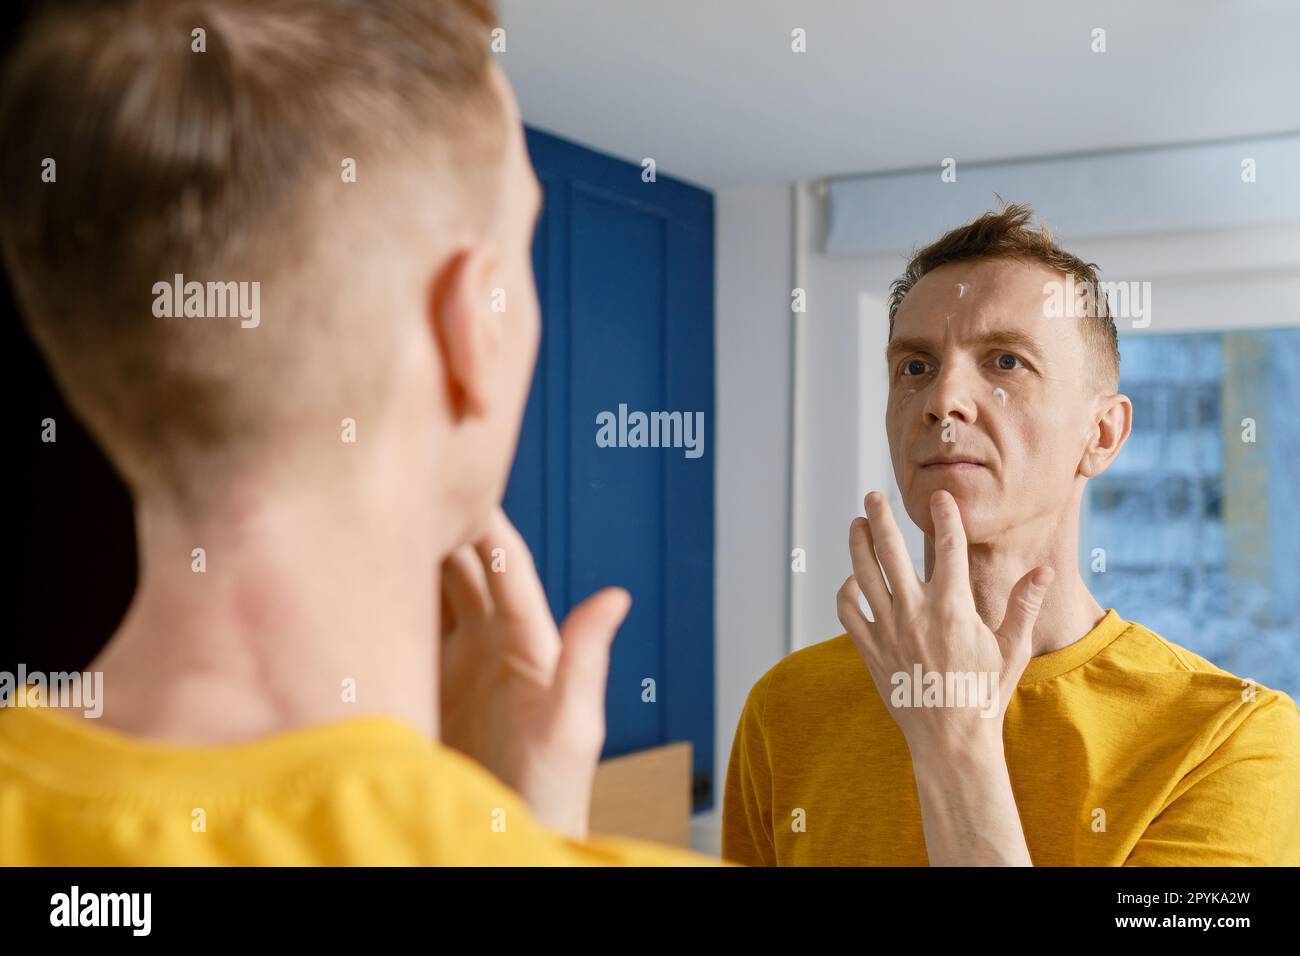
xmin=439 ymin=506 xmax=631 ymax=839
xmin=836 ymin=489 xmax=1054 ymax=752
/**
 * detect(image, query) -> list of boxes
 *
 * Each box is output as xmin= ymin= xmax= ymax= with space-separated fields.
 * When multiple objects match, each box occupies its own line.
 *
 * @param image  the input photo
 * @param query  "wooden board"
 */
xmin=588 ymin=741 xmax=693 ymax=848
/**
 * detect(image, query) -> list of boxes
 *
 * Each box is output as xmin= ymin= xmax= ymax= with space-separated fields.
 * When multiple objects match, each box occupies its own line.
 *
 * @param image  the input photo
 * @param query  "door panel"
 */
xmin=503 ymin=128 xmax=716 ymax=809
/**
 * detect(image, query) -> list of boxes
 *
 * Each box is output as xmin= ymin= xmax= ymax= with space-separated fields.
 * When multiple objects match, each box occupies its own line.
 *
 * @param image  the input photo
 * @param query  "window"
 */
xmin=1084 ymin=328 xmax=1300 ymax=699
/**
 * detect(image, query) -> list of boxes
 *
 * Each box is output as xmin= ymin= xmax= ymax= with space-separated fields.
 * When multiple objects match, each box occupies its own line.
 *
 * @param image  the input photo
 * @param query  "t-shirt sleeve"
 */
xmin=721 ymin=675 xmax=778 ymax=866
xmin=1124 ymin=692 xmax=1300 ymax=866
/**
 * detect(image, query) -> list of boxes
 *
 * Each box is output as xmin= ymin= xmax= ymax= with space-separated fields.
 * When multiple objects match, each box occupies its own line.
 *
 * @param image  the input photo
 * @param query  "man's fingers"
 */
xmin=554 ymin=587 xmax=630 ymax=732
xmin=864 ymin=492 xmax=922 ymax=605
xmin=928 ymin=490 xmax=971 ymax=601
xmin=836 ymin=574 xmax=871 ymax=639
xmin=442 ymin=545 xmax=491 ymax=623
xmin=837 ymin=575 xmax=881 ymax=669
xmin=996 ymin=566 xmax=1054 ymax=664
xmin=472 ymin=506 xmax=552 ymax=627
xmin=848 ymin=517 xmax=890 ymax=620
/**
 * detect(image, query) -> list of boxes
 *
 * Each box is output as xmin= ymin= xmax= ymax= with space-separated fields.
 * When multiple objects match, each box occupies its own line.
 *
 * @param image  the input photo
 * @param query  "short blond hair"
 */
xmin=888 ymin=203 xmax=1121 ymax=390
xmin=1 ymin=0 xmax=504 ymax=493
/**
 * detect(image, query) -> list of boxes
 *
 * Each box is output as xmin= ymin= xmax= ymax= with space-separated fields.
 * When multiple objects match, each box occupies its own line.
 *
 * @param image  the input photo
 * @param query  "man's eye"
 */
xmin=902 ymin=359 xmax=930 ymax=376
xmin=994 ymin=353 xmax=1024 ymax=371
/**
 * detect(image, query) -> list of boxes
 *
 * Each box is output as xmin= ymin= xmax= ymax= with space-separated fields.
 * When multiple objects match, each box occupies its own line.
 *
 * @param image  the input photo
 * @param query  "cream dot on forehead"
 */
xmin=956 ymin=282 xmax=969 ymax=298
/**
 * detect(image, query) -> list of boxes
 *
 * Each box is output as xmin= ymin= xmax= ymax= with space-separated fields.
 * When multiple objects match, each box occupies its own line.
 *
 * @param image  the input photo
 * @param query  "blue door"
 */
xmin=503 ymin=128 xmax=716 ymax=810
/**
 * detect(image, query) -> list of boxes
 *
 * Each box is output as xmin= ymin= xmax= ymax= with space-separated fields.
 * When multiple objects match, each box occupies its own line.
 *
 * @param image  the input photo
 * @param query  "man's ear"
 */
xmin=1079 ymin=393 xmax=1132 ymax=478
xmin=430 ymin=242 xmax=501 ymax=419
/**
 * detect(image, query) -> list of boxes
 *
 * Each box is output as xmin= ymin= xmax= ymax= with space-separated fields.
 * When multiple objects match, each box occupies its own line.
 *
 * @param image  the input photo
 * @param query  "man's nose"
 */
xmin=922 ymin=361 xmax=979 ymax=427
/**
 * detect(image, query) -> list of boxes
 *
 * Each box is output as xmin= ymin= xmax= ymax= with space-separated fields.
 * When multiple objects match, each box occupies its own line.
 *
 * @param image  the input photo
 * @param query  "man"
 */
xmin=0 ymin=0 xmax=713 ymax=865
xmin=723 ymin=204 xmax=1300 ymax=866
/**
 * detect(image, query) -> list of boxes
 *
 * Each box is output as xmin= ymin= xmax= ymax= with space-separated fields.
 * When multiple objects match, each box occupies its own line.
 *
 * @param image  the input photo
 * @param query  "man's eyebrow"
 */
xmin=885 ymin=336 xmax=936 ymax=361
xmin=885 ymin=329 xmax=1049 ymax=363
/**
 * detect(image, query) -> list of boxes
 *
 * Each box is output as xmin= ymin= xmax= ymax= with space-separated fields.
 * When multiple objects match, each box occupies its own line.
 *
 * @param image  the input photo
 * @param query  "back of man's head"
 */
xmin=1 ymin=0 xmax=505 ymax=498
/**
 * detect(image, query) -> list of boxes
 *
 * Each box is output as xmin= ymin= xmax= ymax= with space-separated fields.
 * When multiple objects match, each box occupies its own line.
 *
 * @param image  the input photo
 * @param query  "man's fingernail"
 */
xmin=1032 ymin=568 xmax=1054 ymax=588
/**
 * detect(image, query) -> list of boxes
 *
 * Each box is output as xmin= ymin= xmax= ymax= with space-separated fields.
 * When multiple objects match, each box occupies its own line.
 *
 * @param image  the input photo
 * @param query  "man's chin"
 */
xmin=904 ymin=482 xmax=997 ymax=538
xmin=910 ymin=466 xmax=994 ymax=500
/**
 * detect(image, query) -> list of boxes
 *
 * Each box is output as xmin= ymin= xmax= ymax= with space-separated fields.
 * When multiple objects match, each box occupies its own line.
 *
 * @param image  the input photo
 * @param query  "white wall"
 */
xmin=694 ymin=184 xmax=793 ymax=855
xmin=790 ymin=182 xmax=917 ymax=651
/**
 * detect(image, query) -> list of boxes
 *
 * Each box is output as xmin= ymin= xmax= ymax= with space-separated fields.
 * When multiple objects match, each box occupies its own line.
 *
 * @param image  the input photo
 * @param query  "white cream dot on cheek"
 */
xmin=993 ymin=387 xmax=1007 ymax=406
xmin=892 ymin=379 xmax=925 ymax=405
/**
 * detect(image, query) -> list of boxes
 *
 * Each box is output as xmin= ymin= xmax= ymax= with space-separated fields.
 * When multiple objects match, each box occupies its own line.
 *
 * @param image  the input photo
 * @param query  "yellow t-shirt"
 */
xmin=0 ymin=704 xmax=719 ymax=866
xmin=723 ymin=608 xmax=1300 ymax=866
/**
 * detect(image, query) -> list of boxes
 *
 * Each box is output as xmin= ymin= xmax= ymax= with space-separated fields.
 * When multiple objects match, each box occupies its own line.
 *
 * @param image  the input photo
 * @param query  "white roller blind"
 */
xmin=825 ymin=134 xmax=1300 ymax=257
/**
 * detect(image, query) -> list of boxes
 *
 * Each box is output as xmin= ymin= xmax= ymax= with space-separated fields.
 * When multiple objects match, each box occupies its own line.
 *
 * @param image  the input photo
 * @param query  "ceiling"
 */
xmin=498 ymin=0 xmax=1300 ymax=190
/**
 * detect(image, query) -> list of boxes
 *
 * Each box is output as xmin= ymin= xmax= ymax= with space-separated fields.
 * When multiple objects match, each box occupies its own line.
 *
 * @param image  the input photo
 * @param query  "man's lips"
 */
xmin=919 ymin=459 xmax=987 ymax=471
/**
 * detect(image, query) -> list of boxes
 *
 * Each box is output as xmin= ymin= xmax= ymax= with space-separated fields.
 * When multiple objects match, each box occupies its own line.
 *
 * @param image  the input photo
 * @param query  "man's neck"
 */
xmin=77 ymin=476 xmax=446 ymax=746
xmin=924 ymin=507 xmax=1105 ymax=659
